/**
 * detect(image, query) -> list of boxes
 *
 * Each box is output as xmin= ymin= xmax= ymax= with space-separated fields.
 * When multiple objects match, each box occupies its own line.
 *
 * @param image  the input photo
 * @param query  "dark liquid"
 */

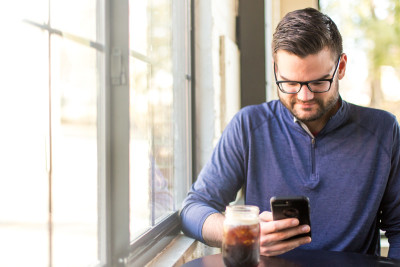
xmin=222 ymin=224 xmax=260 ymax=267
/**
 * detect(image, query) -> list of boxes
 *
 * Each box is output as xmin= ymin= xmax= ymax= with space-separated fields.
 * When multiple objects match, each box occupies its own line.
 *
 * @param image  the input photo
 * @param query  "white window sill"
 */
xmin=144 ymin=233 xmax=220 ymax=267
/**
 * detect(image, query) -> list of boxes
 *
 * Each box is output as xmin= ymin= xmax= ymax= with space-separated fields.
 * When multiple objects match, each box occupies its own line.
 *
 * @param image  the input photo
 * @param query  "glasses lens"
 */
xmin=308 ymin=80 xmax=331 ymax=92
xmin=279 ymin=82 xmax=301 ymax=93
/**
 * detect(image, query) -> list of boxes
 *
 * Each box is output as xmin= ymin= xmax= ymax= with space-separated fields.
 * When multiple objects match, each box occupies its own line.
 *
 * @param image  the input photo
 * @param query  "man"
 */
xmin=180 ymin=7 xmax=400 ymax=258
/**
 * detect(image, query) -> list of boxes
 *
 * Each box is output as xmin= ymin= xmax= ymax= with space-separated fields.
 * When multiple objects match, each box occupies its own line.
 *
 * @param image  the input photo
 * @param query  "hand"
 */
xmin=259 ymin=211 xmax=311 ymax=256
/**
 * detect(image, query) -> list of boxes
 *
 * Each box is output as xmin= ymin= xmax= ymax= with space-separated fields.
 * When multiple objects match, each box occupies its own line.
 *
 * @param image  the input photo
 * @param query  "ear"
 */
xmin=338 ymin=53 xmax=347 ymax=80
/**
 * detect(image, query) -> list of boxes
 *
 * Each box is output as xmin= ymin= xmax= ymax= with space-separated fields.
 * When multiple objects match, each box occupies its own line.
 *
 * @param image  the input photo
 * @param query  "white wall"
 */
xmin=194 ymin=0 xmax=240 ymax=175
xmin=194 ymin=0 xmax=318 ymax=174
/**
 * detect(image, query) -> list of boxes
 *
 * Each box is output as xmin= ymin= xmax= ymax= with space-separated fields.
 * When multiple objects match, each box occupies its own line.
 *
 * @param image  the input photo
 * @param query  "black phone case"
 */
xmin=270 ymin=196 xmax=311 ymax=240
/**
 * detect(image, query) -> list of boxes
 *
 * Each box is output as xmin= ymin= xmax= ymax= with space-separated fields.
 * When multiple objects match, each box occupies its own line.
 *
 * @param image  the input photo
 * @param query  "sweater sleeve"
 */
xmin=180 ymin=112 xmax=247 ymax=242
xmin=381 ymin=120 xmax=400 ymax=259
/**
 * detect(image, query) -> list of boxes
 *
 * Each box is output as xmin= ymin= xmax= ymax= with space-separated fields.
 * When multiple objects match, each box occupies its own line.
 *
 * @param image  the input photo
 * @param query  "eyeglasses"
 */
xmin=274 ymin=55 xmax=341 ymax=94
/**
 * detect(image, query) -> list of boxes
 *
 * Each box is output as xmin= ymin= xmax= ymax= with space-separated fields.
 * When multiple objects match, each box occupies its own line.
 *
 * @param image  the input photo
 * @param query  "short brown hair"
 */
xmin=272 ymin=8 xmax=342 ymax=61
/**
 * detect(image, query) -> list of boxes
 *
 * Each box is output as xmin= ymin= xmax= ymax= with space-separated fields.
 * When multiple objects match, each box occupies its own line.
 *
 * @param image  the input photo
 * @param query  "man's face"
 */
xmin=274 ymin=49 xmax=345 ymax=123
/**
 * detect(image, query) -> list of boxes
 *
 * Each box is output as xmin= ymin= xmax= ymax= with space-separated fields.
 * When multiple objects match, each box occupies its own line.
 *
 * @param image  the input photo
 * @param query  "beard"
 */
xmin=278 ymin=84 xmax=340 ymax=122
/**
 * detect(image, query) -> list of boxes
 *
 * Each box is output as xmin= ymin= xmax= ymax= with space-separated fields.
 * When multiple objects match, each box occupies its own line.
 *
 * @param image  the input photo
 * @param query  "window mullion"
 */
xmin=108 ymin=0 xmax=131 ymax=265
xmin=97 ymin=0 xmax=109 ymax=266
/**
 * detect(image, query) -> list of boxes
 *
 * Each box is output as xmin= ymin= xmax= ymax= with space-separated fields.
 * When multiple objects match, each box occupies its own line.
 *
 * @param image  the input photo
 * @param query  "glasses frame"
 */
xmin=274 ymin=55 xmax=342 ymax=94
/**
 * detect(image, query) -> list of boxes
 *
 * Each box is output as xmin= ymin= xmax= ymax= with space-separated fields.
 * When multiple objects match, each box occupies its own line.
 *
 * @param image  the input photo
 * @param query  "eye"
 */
xmin=310 ymin=80 xmax=329 ymax=87
xmin=286 ymin=82 xmax=299 ymax=87
xmin=311 ymin=81 xmax=324 ymax=86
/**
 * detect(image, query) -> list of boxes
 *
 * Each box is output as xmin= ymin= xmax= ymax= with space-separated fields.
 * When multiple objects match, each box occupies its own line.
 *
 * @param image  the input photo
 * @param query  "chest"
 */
xmin=244 ymin=128 xmax=391 ymax=212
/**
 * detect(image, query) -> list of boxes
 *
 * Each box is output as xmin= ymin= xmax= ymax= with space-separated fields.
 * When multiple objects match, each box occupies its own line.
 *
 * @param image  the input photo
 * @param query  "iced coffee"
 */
xmin=222 ymin=205 xmax=260 ymax=267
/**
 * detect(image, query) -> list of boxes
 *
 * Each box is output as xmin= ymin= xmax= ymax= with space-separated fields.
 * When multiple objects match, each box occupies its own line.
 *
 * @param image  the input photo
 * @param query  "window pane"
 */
xmin=130 ymin=57 xmax=152 ymax=238
xmin=51 ymin=0 xmax=97 ymax=41
xmin=9 ymin=0 xmax=49 ymax=23
xmin=0 ymin=21 xmax=50 ymax=267
xmin=51 ymin=36 xmax=99 ymax=267
xmin=129 ymin=0 xmax=178 ymax=241
xmin=130 ymin=0 xmax=149 ymax=55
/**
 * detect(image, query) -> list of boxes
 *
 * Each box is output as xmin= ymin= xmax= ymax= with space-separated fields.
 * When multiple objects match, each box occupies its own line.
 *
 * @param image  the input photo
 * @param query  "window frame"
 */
xmin=128 ymin=212 xmax=181 ymax=266
xmin=107 ymin=0 xmax=130 ymax=266
xmin=108 ymin=0 xmax=193 ymax=265
xmin=21 ymin=0 xmax=193 ymax=265
xmin=23 ymin=0 xmax=108 ymax=266
xmin=127 ymin=0 xmax=194 ymax=264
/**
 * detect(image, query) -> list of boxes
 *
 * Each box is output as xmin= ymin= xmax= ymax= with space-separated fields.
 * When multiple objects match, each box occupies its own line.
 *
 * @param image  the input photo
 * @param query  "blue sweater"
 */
xmin=180 ymin=99 xmax=400 ymax=259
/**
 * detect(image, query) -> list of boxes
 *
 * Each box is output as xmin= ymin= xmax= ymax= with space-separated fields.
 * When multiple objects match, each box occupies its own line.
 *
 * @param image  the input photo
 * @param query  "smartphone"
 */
xmin=270 ymin=196 xmax=311 ymax=240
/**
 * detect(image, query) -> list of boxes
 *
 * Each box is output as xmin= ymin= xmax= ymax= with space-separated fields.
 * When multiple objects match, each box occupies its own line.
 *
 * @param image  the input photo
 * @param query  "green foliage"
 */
xmin=321 ymin=0 xmax=400 ymax=110
xmin=321 ymin=0 xmax=400 ymax=70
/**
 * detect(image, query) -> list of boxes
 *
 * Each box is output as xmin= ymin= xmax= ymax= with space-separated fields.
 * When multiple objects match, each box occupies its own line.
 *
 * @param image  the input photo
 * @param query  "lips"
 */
xmin=296 ymin=101 xmax=317 ymax=110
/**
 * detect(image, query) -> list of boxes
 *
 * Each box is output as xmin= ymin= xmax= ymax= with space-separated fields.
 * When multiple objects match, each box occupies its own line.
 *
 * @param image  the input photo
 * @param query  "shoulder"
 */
xmin=233 ymin=100 xmax=281 ymax=129
xmin=346 ymin=102 xmax=397 ymax=127
xmin=217 ymin=100 xmax=284 ymax=150
xmin=345 ymin=101 xmax=399 ymax=139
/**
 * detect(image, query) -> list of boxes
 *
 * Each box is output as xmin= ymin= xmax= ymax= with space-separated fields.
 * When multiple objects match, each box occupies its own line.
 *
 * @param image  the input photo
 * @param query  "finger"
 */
xmin=261 ymin=224 xmax=310 ymax=244
xmin=259 ymin=211 xmax=273 ymax=222
xmin=260 ymin=217 xmax=299 ymax=236
xmin=260 ymin=236 xmax=312 ymax=257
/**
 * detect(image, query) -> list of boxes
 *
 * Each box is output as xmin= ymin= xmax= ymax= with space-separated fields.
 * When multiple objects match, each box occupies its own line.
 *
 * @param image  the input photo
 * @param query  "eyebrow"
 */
xmin=278 ymin=72 xmax=331 ymax=82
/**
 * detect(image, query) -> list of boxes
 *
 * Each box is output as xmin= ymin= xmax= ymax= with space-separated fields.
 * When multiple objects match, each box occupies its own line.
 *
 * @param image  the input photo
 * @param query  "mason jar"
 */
xmin=222 ymin=205 xmax=260 ymax=267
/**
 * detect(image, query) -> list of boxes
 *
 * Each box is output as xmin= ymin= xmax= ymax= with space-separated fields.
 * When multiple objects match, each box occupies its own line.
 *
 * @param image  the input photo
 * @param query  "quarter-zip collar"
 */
xmin=278 ymin=97 xmax=350 ymax=190
xmin=279 ymin=96 xmax=350 ymax=137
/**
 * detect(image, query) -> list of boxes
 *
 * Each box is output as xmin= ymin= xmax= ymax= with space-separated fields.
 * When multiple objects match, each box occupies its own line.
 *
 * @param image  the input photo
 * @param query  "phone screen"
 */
xmin=270 ymin=196 xmax=311 ymax=240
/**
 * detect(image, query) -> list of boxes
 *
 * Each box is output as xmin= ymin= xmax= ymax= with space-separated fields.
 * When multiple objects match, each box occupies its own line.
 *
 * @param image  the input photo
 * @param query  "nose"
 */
xmin=297 ymin=84 xmax=314 ymax=101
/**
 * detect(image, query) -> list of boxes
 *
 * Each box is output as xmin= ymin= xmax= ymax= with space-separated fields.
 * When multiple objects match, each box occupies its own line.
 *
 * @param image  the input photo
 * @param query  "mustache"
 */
xmin=291 ymin=99 xmax=321 ymax=105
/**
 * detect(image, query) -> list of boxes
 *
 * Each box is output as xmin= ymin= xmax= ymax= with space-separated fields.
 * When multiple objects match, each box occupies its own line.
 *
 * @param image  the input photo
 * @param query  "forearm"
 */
xmin=202 ymin=213 xmax=225 ymax=247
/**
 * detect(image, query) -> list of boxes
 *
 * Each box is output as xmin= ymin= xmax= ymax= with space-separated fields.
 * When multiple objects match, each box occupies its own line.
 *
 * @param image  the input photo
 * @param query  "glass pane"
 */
xmin=129 ymin=0 xmax=177 ymax=241
xmin=51 ymin=36 xmax=99 ymax=267
xmin=129 ymin=0 xmax=149 ymax=55
xmin=5 ymin=0 xmax=49 ymax=24
xmin=130 ymin=57 xmax=152 ymax=238
xmin=51 ymin=0 xmax=97 ymax=41
xmin=0 ymin=21 xmax=50 ymax=267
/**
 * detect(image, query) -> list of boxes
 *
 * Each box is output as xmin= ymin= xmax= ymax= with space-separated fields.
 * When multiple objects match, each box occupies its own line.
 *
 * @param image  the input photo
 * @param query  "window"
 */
xmin=0 ymin=0 xmax=191 ymax=266
xmin=0 ymin=1 xmax=103 ymax=266
xmin=129 ymin=0 xmax=192 ymax=242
